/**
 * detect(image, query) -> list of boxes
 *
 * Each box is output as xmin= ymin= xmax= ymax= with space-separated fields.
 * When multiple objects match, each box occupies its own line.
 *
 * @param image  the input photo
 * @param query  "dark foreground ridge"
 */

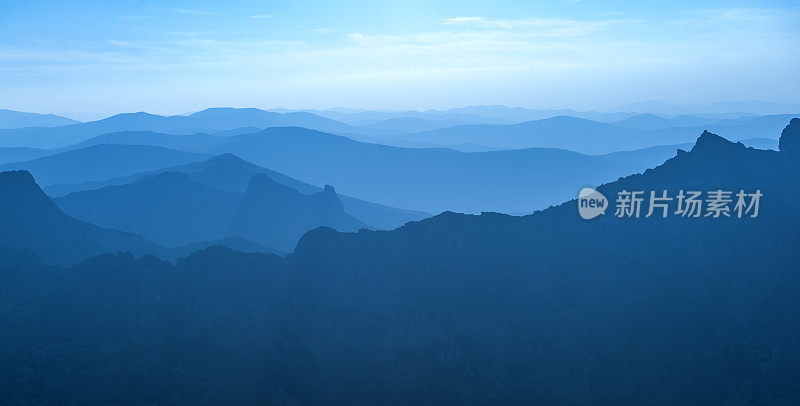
xmin=1 ymin=120 xmax=799 ymax=404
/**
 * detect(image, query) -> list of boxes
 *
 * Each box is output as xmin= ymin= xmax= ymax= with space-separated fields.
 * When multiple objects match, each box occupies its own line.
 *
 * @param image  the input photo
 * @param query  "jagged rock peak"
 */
xmin=690 ymin=130 xmax=740 ymax=154
xmin=779 ymin=118 xmax=800 ymax=155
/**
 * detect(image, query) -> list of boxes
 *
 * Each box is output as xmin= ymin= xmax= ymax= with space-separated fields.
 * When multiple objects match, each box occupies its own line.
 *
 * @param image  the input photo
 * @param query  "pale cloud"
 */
xmin=251 ymin=14 xmax=273 ymax=19
xmin=442 ymin=17 xmax=485 ymax=25
xmin=440 ymin=16 xmax=620 ymax=37
xmin=148 ymin=7 xmax=217 ymax=16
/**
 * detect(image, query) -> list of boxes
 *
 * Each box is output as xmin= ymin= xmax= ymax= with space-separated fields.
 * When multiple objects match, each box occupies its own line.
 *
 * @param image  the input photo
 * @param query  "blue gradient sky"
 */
xmin=1 ymin=0 xmax=798 ymax=117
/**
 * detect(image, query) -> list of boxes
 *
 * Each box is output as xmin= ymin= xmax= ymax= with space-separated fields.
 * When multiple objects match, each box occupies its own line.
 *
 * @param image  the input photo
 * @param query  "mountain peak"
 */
xmin=0 ymin=170 xmax=36 ymax=188
xmin=690 ymin=130 xmax=740 ymax=154
xmin=779 ymin=118 xmax=800 ymax=155
xmin=323 ymin=184 xmax=336 ymax=195
xmin=206 ymin=153 xmax=247 ymax=165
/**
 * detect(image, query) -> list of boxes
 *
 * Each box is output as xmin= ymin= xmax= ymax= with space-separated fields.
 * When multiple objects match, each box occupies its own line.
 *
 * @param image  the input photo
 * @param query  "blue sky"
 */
xmin=1 ymin=0 xmax=798 ymax=118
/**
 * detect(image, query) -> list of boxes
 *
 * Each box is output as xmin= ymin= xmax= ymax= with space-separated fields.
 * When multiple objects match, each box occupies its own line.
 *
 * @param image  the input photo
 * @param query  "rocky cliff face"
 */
xmin=228 ymin=173 xmax=364 ymax=251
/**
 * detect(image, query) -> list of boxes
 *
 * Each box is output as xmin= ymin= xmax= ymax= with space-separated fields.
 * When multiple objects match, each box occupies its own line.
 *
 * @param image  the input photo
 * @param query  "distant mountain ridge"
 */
xmin=0 ymin=146 xmax=49 ymax=165
xmin=278 ymin=122 xmax=800 ymax=404
xmin=44 ymin=153 xmax=428 ymax=230
xmin=609 ymin=100 xmax=800 ymax=115
xmin=209 ymin=126 xmax=681 ymax=213
xmin=0 ymin=144 xmax=207 ymax=185
xmin=0 ymin=169 xmax=286 ymax=264
xmin=0 ymin=108 xmax=374 ymax=148
xmin=0 ymin=170 xmax=160 ymax=265
xmin=63 ymin=130 xmax=224 ymax=152
xmin=387 ymin=114 xmax=795 ymax=153
xmin=610 ymin=113 xmax=725 ymax=130
xmin=0 ymin=109 xmax=80 ymax=129
xmin=55 ymin=172 xmax=243 ymax=247
xmin=55 ymin=170 xmax=365 ymax=252
xmin=230 ymin=175 xmax=365 ymax=251
xmin=1 ymin=121 xmax=799 ymax=403
xmin=397 ymin=116 xmax=658 ymax=153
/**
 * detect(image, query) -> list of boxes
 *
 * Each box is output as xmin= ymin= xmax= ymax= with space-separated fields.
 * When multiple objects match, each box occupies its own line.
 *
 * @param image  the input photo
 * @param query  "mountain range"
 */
xmin=3 ymin=110 xmax=791 ymax=216
xmin=55 ymin=172 xmax=243 ymax=247
xmin=229 ymin=175 xmax=364 ymax=251
xmin=0 ymin=170 xmax=161 ymax=265
xmin=609 ymin=100 xmax=800 ymax=115
xmin=0 ymin=146 xmax=49 ymax=165
xmin=208 ymin=126 xmax=691 ymax=213
xmin=610 ymin=113 xmax=730 ymax=130
xmin=0 ymin=127 xmax=669 ymax=215
xmin=0 ymin=108 xmax=375 ymax=148
xmin=0 ymin=144 xmax=207 ymax=185
xmin=45 ymin=153 xmax=428 ymax=230
xmin=287 ymin=103 xmax=788 ymax=126
xmin=3 ymin=106 xmax=795 ymax=154
xmin=1 ymin=120 xmax=798 ymax=403
xmin=0 ymin=109 xmax=80 ymax=129
xmin=55 ymin=170 xmax=365 ymax=252
xmin=388 ymin=114 xmax=796 ymax=153
xmin=0 ymin=169 xmax=291 ymax=264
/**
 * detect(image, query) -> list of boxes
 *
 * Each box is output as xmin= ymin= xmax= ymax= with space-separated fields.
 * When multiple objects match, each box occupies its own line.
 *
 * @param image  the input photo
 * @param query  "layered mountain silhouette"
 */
xmin=46 ymin=153 xmax=427 ymax=229
xmin=230 ymin=175 xmax=365 ymax=251
xmin=1 ymin=120 xmax=798 ymax=403
xmin=55 ymin=170 xmax=366 ymax=252
xmin=397 ymin=116 xmax=664 ymax=153
xmin=0 ymin=108 xmax=372 ymax=148
xmin=393 ymin=114 xmax=795 ymax=153
xmin=211 ymin=126 xmax=263 ymax=137
xmin=63 ymin=130 xmax=224 ymax=152
xmin=187 ymin=107 xmax=368 ymax=134
xmin=46 ymin=152 xmax=315 ymax=196
xmin=360 ymin=116 xmax=489 ymax=133
xmin=55 ymin=172 xmax=242 ymax=247
xmin=610 ymin=99 xmax=800 ymax=115
xmin=300 ymin=108 xmax=513 ymax=126
xmin=295 ymin=120 xmax=798 ymax=261
xmin=0 ymin=144 xmax=207 ymax=185
xmin=211 ymin=126 xmax=668 ymax=213
xmin=316 ymin=105 xmax=634 ymax=125
xmin=610 ymin=113 xmax=723 ymax=130
xmin=0 ymin=109 xmax=80 ymax=129
xmin=0 ymin=170 xmax=160 ymax=265
xmin=0 ymin=146 xmax=49 ymax=165
xmin=0 ymin=169 xmax=290 ymax=263
xmin=282 ymin=120 xmax=800 ymax=403
xmin=3 ymin=105 xmax=793 ymax=155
